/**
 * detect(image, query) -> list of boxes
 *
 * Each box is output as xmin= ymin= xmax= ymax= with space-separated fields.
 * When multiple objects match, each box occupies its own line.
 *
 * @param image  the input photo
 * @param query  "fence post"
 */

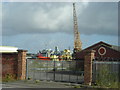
xmin=84 ymin=50 xmax=95 ymax=85
xmin=17 ymin=49 xmax=27 ymax=80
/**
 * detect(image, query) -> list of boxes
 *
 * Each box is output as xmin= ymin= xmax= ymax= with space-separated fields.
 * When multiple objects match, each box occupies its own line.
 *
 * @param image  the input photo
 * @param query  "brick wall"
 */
xmin=94 ymin=45 xmax=120 ymax=58
xmin=0 ymin=50 xmax=27 ymax=80
xmin=1 ymin=53 xmax=18 ymax=79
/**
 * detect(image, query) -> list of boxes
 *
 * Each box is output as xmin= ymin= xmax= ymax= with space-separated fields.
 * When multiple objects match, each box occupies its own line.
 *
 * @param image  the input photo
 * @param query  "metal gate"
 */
xmin=26 ymin=59 xmax=84 ymax=83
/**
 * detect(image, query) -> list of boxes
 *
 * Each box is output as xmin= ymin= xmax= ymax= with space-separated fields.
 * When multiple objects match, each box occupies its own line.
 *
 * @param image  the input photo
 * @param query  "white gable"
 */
xmin=0 ymin=46 xmax=18 ymax=53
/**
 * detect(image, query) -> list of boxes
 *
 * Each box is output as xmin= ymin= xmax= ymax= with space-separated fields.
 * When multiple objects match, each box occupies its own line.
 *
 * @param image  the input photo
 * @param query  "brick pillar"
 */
xmin=17 ymin=50 xmax=27 ymax=80
xmin=84 ymin=50 xmax=95 ymax=85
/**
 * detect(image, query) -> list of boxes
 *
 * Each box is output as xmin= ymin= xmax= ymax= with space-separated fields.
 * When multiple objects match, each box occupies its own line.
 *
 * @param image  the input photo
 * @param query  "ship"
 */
xmin=37 ymin=53 xmax=50 ymax=60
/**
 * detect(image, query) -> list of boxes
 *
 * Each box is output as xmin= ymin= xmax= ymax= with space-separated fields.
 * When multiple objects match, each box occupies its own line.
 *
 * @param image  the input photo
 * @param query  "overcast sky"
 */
xmin=2 ymin=2 xmax=118 ymax=53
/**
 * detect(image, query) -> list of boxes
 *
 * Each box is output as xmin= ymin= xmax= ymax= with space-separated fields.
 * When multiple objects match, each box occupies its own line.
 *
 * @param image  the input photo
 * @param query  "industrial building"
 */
xmin=75 ymin=41 xmax=120 ymax=60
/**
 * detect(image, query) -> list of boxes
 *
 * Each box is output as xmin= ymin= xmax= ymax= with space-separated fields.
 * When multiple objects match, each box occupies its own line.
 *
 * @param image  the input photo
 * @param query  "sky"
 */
xmin=1 ymin=2 xmax=118 ymax=53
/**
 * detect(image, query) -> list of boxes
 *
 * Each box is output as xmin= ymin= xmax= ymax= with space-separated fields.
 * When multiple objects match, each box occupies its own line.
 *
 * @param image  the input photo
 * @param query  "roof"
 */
xmin=0 ymin=46 xmax=18 ymax=53
xmin=84 ymin=41 xmax=112 ymax=51
xmin=83 ymin=41 xmax=120 ymax=52
xmin=111 ymin=45 xmax=120 ymax=51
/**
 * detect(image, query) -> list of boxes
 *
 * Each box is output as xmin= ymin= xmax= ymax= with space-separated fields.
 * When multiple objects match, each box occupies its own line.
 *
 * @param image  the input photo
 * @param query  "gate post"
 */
xmin=84 ymin=50 xmax=95 ymax=85
xmin=17 ymin=50 xmax=27 ymax=80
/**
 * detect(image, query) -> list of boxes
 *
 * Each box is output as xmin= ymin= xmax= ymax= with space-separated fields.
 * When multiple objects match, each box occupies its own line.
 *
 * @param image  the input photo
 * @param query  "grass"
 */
xmin=2 ymin=74 xmax=16 ymax=82
xmin=94 ymin=65 xmax=119 ymax=88
xmin=73 ymin=85 xmax=81 ymax=88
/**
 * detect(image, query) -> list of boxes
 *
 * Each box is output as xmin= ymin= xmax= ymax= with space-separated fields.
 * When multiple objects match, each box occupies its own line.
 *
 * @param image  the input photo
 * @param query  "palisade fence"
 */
xmin=26 ymin=59 xmax=84 ymax=83
xmin=92 ymin=58 xmax=120 ymax=87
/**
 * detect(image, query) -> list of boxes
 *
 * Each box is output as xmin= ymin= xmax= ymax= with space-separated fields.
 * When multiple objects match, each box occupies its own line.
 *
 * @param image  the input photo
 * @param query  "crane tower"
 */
xmin=73 ymin=3 xmax=82 ymax=53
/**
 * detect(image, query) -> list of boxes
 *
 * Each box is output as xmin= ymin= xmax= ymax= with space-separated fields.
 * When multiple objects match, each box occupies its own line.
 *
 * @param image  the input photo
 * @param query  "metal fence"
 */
xmin=92 ymin=58 xmax=120 ymax=86
xmin=26 ymin=59 xmax=84 ymax=83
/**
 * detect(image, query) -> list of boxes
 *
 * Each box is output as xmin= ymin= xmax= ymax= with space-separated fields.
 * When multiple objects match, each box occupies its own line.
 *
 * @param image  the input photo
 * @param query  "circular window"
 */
xmin=98 ymin=47 xmax=106 ymax=55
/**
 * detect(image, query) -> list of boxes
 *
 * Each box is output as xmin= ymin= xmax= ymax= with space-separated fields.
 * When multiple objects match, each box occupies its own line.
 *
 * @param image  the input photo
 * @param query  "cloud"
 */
xmin=78 ymin=2 xmax=118 ymax=36
xmin=2 ymin=2 xmax=118 ymax=36
xmin=2 ymin=3 xmax=73 ymax=35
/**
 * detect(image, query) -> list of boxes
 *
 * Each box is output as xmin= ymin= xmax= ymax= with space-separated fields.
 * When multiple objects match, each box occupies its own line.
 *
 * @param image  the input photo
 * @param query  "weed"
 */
xmin=35 ymin=80 xmax=40 ymax=83
xmin=95 ymin=65 xmax=119 ymax=88
xmin=3 ymin=74 xmax=16 ymax=82
xmin=73 ymin=85 xmax=81 ymax=88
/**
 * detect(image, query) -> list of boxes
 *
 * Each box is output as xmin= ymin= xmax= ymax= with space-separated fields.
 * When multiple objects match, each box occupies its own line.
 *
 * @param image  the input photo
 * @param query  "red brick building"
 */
xmin=75 ymin=41 xmax=120 ymax=60
xmin=0 ymin=47 xmax=27 ymax=80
